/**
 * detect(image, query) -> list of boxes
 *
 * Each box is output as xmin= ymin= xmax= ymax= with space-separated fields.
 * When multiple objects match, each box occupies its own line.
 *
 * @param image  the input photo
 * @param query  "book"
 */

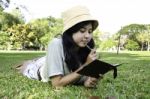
xmin=77 ymin=59 xmax=123 ymax=79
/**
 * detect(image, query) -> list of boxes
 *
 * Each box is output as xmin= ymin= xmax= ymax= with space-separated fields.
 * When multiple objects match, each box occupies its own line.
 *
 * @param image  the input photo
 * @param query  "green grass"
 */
xmin=0 ymin=51 xmax=150 ymax=99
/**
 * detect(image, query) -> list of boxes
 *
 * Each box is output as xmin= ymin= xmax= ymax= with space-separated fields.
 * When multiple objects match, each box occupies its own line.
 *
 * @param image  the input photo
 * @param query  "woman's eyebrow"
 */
xmin=82 ymin=26 xmax=92 ymax=30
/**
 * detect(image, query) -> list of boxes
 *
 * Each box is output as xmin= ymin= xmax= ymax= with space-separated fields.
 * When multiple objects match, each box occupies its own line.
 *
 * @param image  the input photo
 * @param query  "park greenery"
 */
xmin=0 ymin=51 xmax=150 ymax=98
xmin=0 ymin=1 xmax=150 ymax=99
xmin=0 ymin=2 xmax=150 ymax=52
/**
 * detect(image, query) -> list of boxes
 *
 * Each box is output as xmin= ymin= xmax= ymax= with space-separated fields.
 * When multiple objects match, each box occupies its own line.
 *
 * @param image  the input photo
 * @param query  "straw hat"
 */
xmin=61 ymin=5 xmax=99 ymax=33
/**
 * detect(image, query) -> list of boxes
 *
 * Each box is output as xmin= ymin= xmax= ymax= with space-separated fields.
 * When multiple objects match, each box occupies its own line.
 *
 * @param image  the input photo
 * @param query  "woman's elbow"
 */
xmin=50 ymin=76 xmax=66 ymax=87
xmin=51 ymin=81 xmax=65 ymax=87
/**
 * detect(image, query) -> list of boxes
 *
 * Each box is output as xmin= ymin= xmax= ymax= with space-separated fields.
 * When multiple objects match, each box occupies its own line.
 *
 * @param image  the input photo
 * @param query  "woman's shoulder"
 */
xmin=49 ymin=37 xmax=62 ymax=44
xmin=48 ymin=37 xmax=63 ymax=47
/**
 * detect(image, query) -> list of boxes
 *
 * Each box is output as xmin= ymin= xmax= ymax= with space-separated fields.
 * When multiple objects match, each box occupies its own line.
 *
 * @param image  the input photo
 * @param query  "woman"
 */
xmin=17 ymin=6 xmax=102 ymax=88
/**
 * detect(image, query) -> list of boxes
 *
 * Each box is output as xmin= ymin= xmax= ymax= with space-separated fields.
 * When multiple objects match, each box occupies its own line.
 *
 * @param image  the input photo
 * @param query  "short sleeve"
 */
xmin=46 ymin=38 xmax=65 ymax=77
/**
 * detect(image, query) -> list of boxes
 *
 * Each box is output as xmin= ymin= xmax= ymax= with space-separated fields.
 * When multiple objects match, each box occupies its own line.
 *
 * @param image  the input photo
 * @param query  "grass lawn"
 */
xmin=0 ymin=51 xmax=150 ymax=99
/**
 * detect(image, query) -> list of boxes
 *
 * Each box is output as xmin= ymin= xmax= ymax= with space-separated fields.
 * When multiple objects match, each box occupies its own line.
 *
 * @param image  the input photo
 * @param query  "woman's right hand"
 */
xmin=84 ymin=75 xmax=104 ymax=88
xmin=85 ymin=48 xmax=97 ymax=65
xmin=84 ymin=77 xmax=98 ymax=88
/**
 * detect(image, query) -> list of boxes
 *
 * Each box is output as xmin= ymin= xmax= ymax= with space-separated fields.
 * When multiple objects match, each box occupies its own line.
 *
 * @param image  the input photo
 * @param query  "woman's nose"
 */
xmin=84 ymin=32 xmax=91 ymax=38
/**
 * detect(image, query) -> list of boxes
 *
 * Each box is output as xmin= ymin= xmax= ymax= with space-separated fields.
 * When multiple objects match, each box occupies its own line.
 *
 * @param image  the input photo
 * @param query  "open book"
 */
xmin=77 ymin=59 xmax=123 ymax=79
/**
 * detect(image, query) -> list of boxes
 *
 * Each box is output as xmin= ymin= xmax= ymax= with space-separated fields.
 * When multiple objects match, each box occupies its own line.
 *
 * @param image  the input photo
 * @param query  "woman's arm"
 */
xmin=50 ymin=67 xmax=83 ymax=87
xmin=50 ymin=44 xmax=98 ymax=87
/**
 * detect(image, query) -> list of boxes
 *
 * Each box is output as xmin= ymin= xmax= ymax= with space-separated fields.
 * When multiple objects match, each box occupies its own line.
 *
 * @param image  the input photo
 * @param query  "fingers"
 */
xmin=90 ymin=77 xmax=98 ymax=82
xmin=85 ymin=48 xmax=98 ymax=65
xmin=84 ymin=77 xmax=98 ymax=88
xmin=90 ymin=48 xmax=96 ymax=54
xmin=89 ymin=49 xmax=97 ymax=60
xmin=87 ymin=76 xmax=103 ymax=88
xmin=89 ymin=77 xmax=98 ymax=86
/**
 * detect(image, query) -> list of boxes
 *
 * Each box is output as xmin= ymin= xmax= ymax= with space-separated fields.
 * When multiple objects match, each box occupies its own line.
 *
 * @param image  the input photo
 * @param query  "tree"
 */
xmin=0 ymin=31 xmax=9 ymax=50
xmin=7 ymin=24 xmax=32 ymax=50
xmin=0 ymin=11 xmax=22 ymax=31
xmin=116 ymin=24 xmax=147 ymax=51
xmin=29 ymin=17 xmax=63 ymax=50
xmin=93 ymin=29 xmax=102 ymax=50
xmin=0 ymin=11 xmax=22 ymax=50
xmin=9 ymin=8 xmax=25 ymax=24
xmin=4 ymin=16 xmax=63 ymax=50
xmin=136 ymin=31 xmax=148 ymax=51
xmin=145 ymin=25 xmax=150 ymax=51
xmin=0 ymin=0 xmax=9 ymax=11
xmin=100 ymin=38 xmax=117 ymax=51
xmin=118 ymin=24 xmax=146 ymax=40
xmin=125 ymin=39 xmax=139 ymax=51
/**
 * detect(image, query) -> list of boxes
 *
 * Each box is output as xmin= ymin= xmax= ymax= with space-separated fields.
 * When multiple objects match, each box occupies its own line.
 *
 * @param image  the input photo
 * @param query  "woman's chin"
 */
xmin=78 ymin=44 xmax=87 ymax=48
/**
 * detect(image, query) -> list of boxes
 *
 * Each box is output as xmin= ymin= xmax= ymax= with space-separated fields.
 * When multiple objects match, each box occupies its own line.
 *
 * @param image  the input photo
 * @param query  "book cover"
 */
xmin=77 ymin=59 xmax=123 ymax=79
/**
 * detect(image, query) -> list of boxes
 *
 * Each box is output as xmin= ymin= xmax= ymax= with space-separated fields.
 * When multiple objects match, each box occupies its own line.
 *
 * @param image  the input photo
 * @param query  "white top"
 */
xmin=40 ymin=38 xmax=70 ymax=82
xmin=23 ymin=37 xmax=86 ymax=84
xmin=41 ymin=37 xmax=86 ymax=84
xmin=47 ymin=38 xmax=70 ymax=77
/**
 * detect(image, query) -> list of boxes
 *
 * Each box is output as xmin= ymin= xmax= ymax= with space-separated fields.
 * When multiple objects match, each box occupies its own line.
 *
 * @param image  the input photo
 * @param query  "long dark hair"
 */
xmin=62 ymin=21 xmax=95 ymax=72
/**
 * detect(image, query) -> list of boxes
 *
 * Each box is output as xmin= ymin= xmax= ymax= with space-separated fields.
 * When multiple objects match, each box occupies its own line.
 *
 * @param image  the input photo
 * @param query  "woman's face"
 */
xmin=72 ymin=23 xmax=93 ymax=47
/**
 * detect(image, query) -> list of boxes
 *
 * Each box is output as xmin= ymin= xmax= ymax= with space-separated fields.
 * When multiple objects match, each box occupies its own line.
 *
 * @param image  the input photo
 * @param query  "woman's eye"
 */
xmin=80 ymin=29 xmax=86 ymax=33
xmin=79 ymin=28 xmax=93 ymax=34
xmin=88 ymin=30 xmax=93 ymax=34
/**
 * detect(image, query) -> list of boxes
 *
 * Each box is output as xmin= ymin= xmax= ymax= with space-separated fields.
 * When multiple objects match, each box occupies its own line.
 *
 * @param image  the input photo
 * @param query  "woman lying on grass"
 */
xmin=17 ymin=5 xmax=103 ymax=88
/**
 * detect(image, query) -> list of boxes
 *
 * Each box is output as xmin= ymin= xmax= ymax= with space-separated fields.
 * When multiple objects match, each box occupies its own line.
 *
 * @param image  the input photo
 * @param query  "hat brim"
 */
xmin=62 ymin=14 xmax=99 ymax=33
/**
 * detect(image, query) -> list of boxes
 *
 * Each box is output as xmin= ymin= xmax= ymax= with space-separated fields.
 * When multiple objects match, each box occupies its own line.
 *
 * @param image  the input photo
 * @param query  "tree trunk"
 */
xmin=147 ymin=41 xmax=150 ymax=51
xmin=117 ymin=35 xmax=121 ymax=54
xmin=141 ymin=43 xmax=144 ymax=51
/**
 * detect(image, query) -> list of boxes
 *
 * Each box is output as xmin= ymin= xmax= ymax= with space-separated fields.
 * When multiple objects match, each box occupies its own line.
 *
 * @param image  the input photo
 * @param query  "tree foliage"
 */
xmin=93 ymin=29 xmax=102 ymax=49
xmin=0 ymin=11 xmax=23 ymax=50
xmin=0 ymin=7 xmax=150 ymax=51
xmin=100 ymin=38 xmax=117 ymax=51
xmin=28 ymin=17 xmax=63 ymax=50
xmin=7 ymin=24 xmax=32 ymax=49
xmin=3 ymin=16 xmax=63 ymax=50
xmin=115 ymin=24 xmax=150 ymax=51
xmin=0 ymin=0 xmax=10 ymax=11
xmin=0 ymin=11 xmax=22 ymax=30
xmin=125 ymin=39 xmax=139 ymax=51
